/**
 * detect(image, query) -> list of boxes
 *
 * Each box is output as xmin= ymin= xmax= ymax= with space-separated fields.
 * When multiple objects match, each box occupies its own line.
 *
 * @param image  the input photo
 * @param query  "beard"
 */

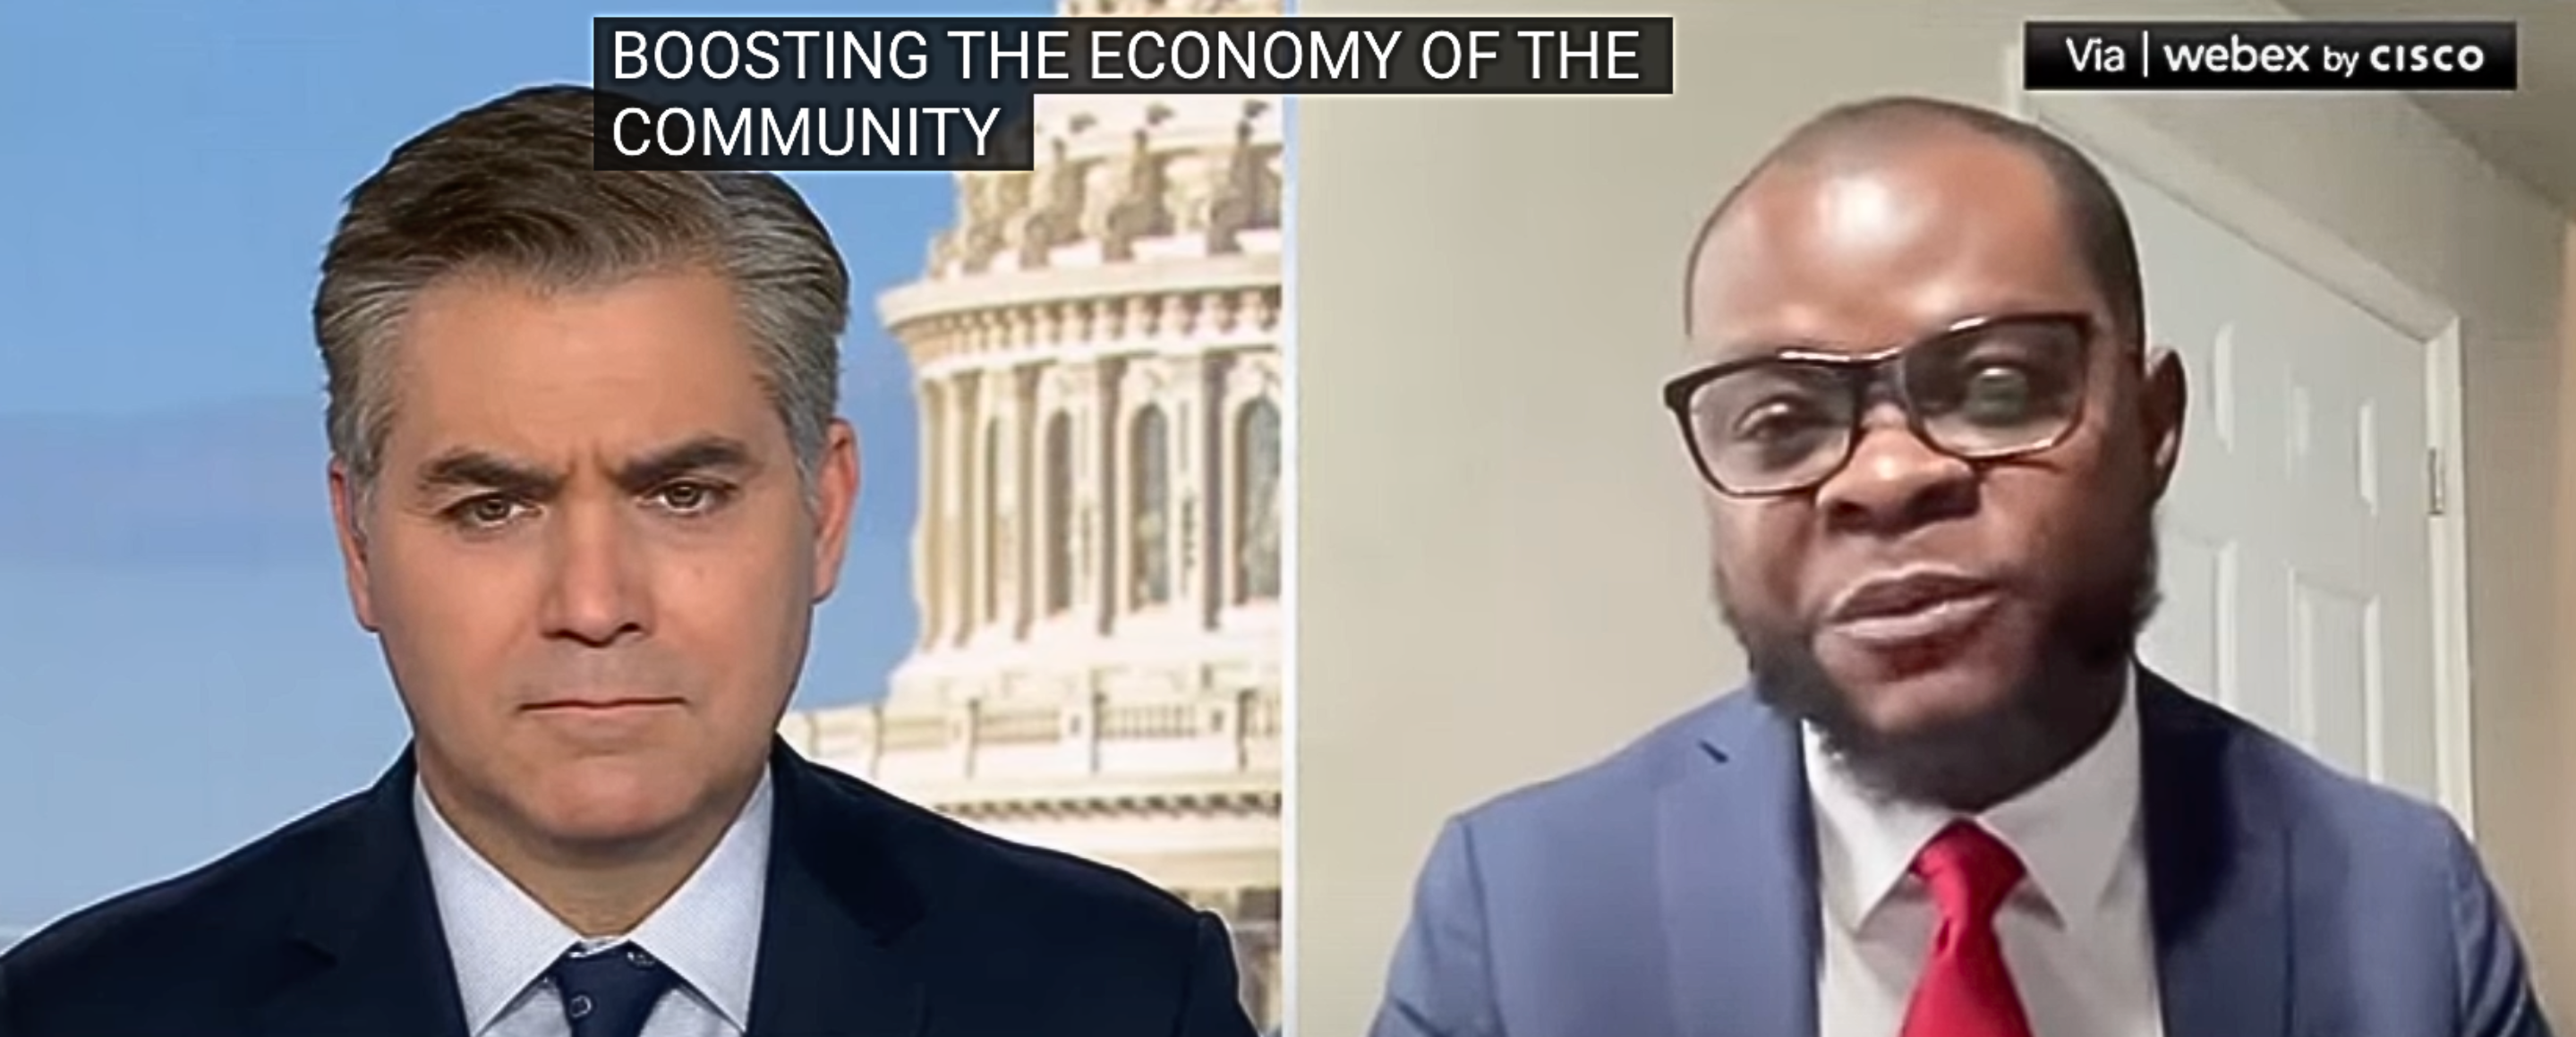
xmin=1727 ymin=510 xmax=2163 ymax=811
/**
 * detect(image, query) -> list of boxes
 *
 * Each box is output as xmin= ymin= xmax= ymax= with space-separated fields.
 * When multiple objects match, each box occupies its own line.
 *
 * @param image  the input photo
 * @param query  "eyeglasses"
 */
xmin=1662 ymin=312 xmax=2098 ymax=497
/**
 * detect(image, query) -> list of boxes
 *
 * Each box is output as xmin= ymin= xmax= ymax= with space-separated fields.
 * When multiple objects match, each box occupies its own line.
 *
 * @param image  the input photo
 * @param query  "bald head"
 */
xmin=1684 ymin=97 xmax=2143 ymax=349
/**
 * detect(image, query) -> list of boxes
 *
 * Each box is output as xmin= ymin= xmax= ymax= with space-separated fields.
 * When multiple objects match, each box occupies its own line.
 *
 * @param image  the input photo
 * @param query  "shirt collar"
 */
xmin=1804 ymin=667 xmax=2142 ymax=936
xmin=414 ymin=771 xmax=774 ymax=1034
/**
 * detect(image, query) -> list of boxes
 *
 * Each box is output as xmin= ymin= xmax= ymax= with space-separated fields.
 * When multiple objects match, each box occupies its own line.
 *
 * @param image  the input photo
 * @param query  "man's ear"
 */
xmin=2139 ymin=345 xmax=2189 ymax=502
xmin=327 ymin=460 xmax=381 ymax=633
xmin=808 ymin=419 xmax=861 ymax=604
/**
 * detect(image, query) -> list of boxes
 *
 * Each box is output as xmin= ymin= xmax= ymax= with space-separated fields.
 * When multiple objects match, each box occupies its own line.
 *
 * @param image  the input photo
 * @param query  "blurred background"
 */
xmin=0 ymin=0 xmax=1283 ymax=1029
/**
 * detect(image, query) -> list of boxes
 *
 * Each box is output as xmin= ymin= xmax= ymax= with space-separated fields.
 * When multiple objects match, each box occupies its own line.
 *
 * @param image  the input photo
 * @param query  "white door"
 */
xmin=2098 ymin=157 xmax=2451 ymax=807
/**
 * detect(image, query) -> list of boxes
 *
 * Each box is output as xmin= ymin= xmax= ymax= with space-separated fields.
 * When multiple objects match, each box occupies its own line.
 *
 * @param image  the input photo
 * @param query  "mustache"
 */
xmin=1722 ymin=508 xmax=2163 ymax=656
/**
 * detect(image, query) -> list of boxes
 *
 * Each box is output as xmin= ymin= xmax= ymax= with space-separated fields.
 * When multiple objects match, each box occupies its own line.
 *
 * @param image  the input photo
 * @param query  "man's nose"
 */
xmin=1813 ymin=404 xmax=1978 ymax=536
xmin=542 ymin=504 xmax=649 ymax=647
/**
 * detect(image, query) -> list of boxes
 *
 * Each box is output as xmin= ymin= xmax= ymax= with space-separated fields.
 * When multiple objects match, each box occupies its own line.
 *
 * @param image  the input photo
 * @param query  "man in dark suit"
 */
xmin=1372 ymin=96 xmax=2554 ymax=1037
xmin=0 ymin=84 xmax=1258 ymax=1037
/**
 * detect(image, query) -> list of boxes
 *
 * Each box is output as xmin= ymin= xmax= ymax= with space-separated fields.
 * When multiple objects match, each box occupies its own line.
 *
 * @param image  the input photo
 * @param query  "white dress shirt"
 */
xmin=414 ymin=775 xmax=773 ymax=1037
xmin=1805 ymin=675 xmax=2165 ymax=1037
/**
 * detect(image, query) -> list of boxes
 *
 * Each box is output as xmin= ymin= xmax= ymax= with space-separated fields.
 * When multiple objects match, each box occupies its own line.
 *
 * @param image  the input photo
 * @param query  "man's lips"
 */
xmin=1822 ymin=566 xmax=2001 ymax=648
xmin=523 ymin=698 xmax=684 ymax=711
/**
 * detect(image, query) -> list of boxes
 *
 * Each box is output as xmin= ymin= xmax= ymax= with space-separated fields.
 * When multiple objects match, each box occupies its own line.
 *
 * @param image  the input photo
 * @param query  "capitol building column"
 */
xmin=930 ymin=371 xmax=971 ymax=650
xmin=971 ymin=367 xmax=1001 ymax=642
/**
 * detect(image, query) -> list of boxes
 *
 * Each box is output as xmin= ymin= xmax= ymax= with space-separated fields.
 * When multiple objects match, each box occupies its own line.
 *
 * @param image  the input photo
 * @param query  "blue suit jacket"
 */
xmin=0 ymin=740 xmax=1258 ymax=1037
xmin=1373 ymin=670 xmax=2552 ymax=1037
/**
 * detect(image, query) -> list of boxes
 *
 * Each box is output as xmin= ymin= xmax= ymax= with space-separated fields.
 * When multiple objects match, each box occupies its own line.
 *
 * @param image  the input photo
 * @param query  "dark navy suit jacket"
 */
xmin=1373 ymin=670 xmax=2554 ymax=1037
xmin=0 ymin=740 xmax=1258 ymax=1037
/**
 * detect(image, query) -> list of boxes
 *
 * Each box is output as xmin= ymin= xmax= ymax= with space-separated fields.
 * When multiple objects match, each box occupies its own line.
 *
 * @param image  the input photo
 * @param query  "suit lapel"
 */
xmin=256 ymin=749 xmax=471 ymax=1037
xmin=1659 ymin=693 xmax=1821 ymax=1037
xmin=746 ymin=742 xmax=927 ymax=1037
xmin=2137 ymin=673 xmax=2293 ymax=1036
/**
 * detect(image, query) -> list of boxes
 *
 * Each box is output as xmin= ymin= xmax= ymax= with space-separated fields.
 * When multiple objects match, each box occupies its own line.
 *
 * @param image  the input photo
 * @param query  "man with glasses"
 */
xmin=1370 ymin=96 xmax=2551 ymax=1037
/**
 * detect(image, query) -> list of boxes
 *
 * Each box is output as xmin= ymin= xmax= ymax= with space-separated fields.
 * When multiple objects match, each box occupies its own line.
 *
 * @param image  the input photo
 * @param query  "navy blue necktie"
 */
xmin=547 ymin=944 xmax=678 ymax=1037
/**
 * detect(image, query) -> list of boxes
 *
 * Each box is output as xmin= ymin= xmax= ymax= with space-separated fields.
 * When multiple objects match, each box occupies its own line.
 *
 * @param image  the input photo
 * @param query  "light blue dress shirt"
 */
xmin=413 ymin=775 xmax=774 ymax=1037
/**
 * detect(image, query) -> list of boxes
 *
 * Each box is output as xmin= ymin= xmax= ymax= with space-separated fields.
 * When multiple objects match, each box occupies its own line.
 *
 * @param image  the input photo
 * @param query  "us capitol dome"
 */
xmin=776 ymin=0 xmax=1285 ymax=1027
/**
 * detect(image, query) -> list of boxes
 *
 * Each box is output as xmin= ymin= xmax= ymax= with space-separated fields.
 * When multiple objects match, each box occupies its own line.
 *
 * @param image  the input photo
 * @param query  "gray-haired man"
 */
xmin=1 ymin=84 xmax=1256 ymax=1037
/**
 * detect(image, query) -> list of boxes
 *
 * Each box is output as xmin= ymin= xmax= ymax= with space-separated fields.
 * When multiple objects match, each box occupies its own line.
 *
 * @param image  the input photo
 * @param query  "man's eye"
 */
xmin=1731 ymin=398 xmax=1831 ymax=440
xmin=653 ymin=481 xmax=729 ymax=515
xmin=450 ymin=496 xmax=530 ymax=530
xmin=1964 ymin=364 xmax=2035 ymax=407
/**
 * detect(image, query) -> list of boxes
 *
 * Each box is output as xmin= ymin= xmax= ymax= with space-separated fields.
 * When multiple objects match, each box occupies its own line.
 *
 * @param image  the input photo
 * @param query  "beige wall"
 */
xmin=1292 ymin=1 xmax=2575 ymax=1033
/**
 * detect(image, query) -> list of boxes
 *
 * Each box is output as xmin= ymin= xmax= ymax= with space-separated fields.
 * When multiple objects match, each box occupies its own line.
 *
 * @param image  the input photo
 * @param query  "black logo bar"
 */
xmin=2025 ymin=21 xmax=2516 ymax=91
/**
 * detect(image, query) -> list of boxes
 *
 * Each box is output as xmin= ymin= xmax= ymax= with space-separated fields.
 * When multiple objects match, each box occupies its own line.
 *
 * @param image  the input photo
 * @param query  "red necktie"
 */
xmin=1898 ymin=821 xmax=2035 ymax=1037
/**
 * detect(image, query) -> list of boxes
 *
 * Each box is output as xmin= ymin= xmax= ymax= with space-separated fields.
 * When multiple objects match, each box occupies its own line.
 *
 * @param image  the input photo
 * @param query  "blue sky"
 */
xmin=0 ymin=0 xmax=1040 ymax=930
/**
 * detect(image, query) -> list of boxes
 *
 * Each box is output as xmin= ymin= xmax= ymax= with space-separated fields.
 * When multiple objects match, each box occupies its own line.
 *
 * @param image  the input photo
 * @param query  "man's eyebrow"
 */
xmin=414 ymin=449 xmax=562 ymax=498
xmin=614 ymin=435 xmax=761 ymax=494
xmin=1699 ymin=333 xmax=1829 ymax=362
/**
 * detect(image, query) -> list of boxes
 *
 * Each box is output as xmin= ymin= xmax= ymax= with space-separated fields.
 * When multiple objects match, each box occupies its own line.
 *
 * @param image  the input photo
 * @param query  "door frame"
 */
xmin=1997 ymin=48 xmax=2480 ymax=834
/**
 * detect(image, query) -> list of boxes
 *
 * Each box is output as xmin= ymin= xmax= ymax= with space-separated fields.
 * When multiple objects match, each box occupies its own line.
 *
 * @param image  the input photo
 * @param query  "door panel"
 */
xmin=2105 ymin=162 xmax=2442 ymax=803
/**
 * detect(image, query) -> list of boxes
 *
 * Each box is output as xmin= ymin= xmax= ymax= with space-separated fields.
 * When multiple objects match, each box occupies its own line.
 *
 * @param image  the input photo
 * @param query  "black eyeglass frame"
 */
xmin=1660 ymin=311 xmax=2103 ymax=498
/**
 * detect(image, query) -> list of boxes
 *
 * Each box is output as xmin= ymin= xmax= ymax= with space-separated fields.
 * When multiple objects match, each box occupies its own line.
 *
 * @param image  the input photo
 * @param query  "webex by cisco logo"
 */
xmin=2024 ymin=21 xmax=2517 ymax=91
